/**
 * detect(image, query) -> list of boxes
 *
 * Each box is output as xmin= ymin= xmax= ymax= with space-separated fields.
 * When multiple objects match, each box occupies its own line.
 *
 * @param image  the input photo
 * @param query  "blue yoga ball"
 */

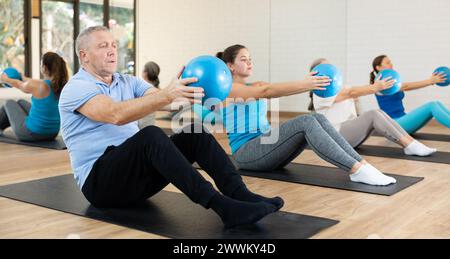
xmin=378 ymin=69 xmax=402 ymax=95
xmin=312 ymin=64 xmax=343 ymax=98
xmin=2 ymin=67 xmax=22 ymax=88
xmin=182 ymin=56 xmax=233 ymax=105
xmin=433 ymin=66 xmax=450 ymax=87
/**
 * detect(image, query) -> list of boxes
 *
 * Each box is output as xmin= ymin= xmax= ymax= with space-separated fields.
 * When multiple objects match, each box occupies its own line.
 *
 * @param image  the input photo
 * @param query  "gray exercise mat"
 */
xmin=304 ymin=144 xmax=449 ymax=164
xmin=194 ymin=162 xmax=423 ymax=196
xmin=0 ymin=175 xmax=339 ymax=239
xmin=0 ymin=135 xmax=66 ymax=150
xmin=373 ymin=132 xmax=450 ymax=142
xmin=355 ymin=145 xmax=450 ymax=164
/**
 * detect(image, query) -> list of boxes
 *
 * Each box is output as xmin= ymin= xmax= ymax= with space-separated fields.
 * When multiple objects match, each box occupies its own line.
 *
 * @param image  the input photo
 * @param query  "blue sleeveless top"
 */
xmin=222 ymin=96 xmax=271 ymax=154
xmin=26 ymin=80 xmax=61 ymax=135
xmin=375 ymin=91 xmax=406 ymax=119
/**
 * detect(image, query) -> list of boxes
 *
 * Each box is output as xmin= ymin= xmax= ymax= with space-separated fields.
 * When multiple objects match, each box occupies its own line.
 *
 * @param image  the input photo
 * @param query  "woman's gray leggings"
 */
xmin=232 ymin=113 xmax=363 ymax=172
xmin=0 ymin=99 xmax=57 ymax=142
xmin=339 ymin=109 xmax=408 ymax=148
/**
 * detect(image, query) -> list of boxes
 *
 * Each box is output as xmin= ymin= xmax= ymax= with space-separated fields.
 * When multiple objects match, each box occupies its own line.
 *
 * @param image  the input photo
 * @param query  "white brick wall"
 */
xmin=136 ymin=0 xmax=450 ymax=113
xmin=136 ymin=0 xmax=270 ymax=87
xmin=347 ymin=0 xmax=450 ymax=113
xmin=270 ymin=0 xmax=347 ymax=112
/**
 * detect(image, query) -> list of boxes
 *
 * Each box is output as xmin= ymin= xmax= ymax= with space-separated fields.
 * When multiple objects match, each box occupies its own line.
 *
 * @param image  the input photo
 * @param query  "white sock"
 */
xmin=350 ymin=164 xmax=396 ymax=186
xmin=404 ymin=140 xmax=437 ymax=157
xmin=366 ymin=164 xmax=397 ymax=184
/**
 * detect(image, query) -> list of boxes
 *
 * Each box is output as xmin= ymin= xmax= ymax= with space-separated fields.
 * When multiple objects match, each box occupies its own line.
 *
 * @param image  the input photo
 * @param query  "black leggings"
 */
xmin=82 ymin=125 xmax=245 ymax=208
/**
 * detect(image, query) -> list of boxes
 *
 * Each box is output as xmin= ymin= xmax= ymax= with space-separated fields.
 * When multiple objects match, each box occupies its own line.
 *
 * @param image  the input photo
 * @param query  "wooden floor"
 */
xmin=0 ymin=112 xmax=449 ymax=239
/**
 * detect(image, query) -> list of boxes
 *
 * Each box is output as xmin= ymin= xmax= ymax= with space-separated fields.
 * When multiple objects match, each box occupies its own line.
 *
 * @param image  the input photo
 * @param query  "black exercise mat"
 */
xmin=355 ymin=145 xmax=450 ymax=164
xmin=0 ymin=175 xmax=338 ymax=239
xmin=373 ymin=132 xmax=450 ymax=142
xmin=0 ymin=135 xmax=66 ymax=150
xmin=194 ymin=162 xmax=423 ymax=196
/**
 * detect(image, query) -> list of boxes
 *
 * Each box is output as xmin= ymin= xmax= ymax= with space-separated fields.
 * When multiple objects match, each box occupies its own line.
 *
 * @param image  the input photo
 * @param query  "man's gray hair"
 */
xmin=75 ymin=26 xmax=110 ymax=61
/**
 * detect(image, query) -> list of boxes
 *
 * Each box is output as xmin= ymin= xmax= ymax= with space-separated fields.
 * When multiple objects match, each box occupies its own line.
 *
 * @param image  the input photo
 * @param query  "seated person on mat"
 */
xmin=138 ymin=61 xmax=161 ymax=128
xmin=59 ymin=26 xmax=282 ymax=229
xmin=308 ymin=58 xmax=436 ymax=157
xmin=142 ymin=61 xmax=161 ymax=89
xmin=0 ymin=52 xmax=68 ymax=142
xmin=140 ymin=61 xmax=187 ymax=127
xmin=371 ymin=55 xmax=449 ymax=134
xmin=216 ymin=44 xmax=396 ymax=186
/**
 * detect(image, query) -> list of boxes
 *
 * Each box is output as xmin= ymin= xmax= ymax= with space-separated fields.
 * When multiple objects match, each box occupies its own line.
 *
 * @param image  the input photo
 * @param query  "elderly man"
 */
xmin=59 ymin=26 xmax=283 ymax=228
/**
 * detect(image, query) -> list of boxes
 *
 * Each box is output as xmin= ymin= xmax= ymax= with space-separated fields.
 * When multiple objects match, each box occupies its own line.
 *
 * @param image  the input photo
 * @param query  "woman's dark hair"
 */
xmin=143 ymin=61 xmax=160 ymax=88
xmin=42 ymin=52 xmax=69 ymax=98
xmin=370 ymin=55 xmax=387 ymax=84
xmin=216 ymin=44 xmax=247 ymax=64
xmin=308 ymin=91 xmax=315 ymax=111
xmin=308 ymin=58 xmax=327 ymax=111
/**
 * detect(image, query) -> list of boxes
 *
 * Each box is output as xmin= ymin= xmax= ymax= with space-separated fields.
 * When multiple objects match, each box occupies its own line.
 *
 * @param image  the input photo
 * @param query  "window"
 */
xmin=0 ymin=0 xmax=26 ymax=74
xmin=80 ymin=0 xmax=104 ymax=32
xmin=39 ymin=0 xmax=135 ymax=75
xmin=41 ymin=0 xmax=75 ymax=75
xmin=110 ymin=0 xmax=135 ymax=75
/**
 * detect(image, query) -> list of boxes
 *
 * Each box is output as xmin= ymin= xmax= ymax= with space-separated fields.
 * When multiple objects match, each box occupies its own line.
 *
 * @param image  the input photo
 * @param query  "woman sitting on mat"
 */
xmin=141 ymin=60 xmax=187 ymax=126
xmin=308 ymin=58 xmax=436 ymax=157
xmin=371 ymin=55 xmax=449 ymax=134
xmin=138 ymin=61 xmax=161 ymax=128
xmin=215 ymin=44 xmax=396 ymax=186
xmin=0 ymin=52 xmax=68 ymax=141
xmin=142 ymin=61 xmax=161 ymax=89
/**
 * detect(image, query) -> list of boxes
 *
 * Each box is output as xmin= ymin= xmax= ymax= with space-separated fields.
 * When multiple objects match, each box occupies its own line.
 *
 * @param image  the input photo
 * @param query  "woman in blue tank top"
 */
xmin=371 ymin=55 xmax=449 ymax=134
xmin=213 ymin=45 xmax=397 ymax=186
xmin=0 ymin=52 xmax=68 ymax=141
